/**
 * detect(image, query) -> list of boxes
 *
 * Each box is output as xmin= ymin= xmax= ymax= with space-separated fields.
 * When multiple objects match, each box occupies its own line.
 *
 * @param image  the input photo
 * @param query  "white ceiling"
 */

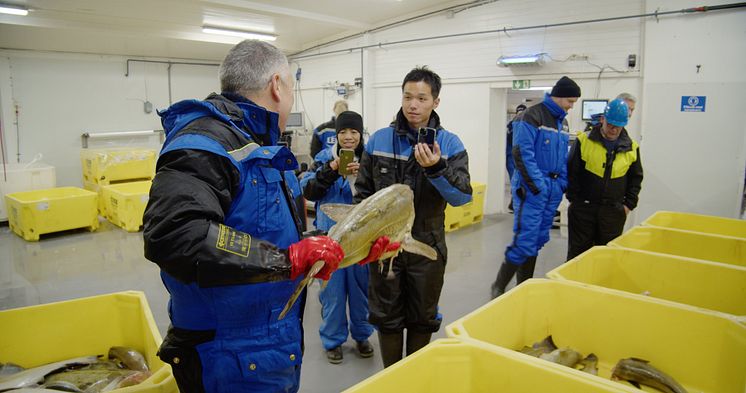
xmin=0 ymin=0 xmax=461 ymax=60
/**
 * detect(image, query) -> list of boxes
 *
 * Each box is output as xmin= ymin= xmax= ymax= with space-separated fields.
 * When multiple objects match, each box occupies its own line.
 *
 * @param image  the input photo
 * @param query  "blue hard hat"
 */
xmin=604 ymin=99 xmax=629 ymax=127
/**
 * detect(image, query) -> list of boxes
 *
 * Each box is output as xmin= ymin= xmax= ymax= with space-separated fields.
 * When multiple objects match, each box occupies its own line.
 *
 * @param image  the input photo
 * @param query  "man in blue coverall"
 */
xmin=491 ymin=76 xmax=581 ymax=298
xmin=142 ymin=40 xmax=352 ymax=393
xmin=506 ymin=104 xmax=527 ymax=212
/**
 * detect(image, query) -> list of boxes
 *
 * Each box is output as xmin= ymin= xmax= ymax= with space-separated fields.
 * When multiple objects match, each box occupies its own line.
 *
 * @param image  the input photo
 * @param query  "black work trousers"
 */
xmin=567 ymin=201 xmax=627 ymax=261
xmin=368 ymin=250 xmax=446 ymax=334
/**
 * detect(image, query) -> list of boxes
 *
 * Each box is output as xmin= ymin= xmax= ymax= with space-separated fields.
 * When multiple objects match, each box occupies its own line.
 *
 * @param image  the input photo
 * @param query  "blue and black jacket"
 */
xmin=511 ymin=93 xmax=570 ymax=195
xmin=310 ymin=117 xmax=337 ymax=159
xmin=354 ymin=109 xmax=472 ymax=257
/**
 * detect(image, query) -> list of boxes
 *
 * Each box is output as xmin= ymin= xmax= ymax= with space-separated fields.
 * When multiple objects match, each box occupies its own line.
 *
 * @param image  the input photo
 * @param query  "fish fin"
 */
xmin=628 ymin=381 xmax=641 ymax=389
xmin=320 ymin=203 xmax=355 ymax=222
xmin=401 ymin=234 xmax=437 ymax=260
xmin=629 ymin=357 xmax=650 ymax=363
xmin=279 ymin=261 xmax=324 ymax=320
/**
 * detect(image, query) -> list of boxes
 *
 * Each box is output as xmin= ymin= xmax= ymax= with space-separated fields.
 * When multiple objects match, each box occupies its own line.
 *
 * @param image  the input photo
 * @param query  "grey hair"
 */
xmin=220 ymin=40 xmax=289 ymax=94
xmin=615 ymin=92 xmax=638 ymax=103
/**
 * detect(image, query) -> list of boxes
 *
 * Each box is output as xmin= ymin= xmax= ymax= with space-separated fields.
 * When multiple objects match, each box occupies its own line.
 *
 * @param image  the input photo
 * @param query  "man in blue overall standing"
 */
xmin=142 ymin=40 xmax=346 ymax=393
xmin=490 ymin=76 xmax=581 ymax=298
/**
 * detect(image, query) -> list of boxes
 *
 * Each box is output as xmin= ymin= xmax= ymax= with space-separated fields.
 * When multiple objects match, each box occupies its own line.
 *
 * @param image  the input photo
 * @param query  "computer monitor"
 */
xmin=581 ymin=99 xmax=608 ymax=121
xmin=286 ymin=112 xmax=304 ymax=128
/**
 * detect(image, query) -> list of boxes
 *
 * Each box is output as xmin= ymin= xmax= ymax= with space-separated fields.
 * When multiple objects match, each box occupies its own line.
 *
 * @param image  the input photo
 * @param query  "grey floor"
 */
xmin=0 ymin=213 xmax=568 ymax=393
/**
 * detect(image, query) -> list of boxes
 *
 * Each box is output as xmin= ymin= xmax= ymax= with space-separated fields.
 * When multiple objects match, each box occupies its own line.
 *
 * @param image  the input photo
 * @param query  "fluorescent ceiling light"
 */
xmin=497 ymin=54 xmax=545 ymax=67
xmin=524 ymin=86 xmax=552 ymax=91
xmin=202 ymin=26 xmax=276 ymax=41
xmin=0 ymin=4 xmax=28 ymax=15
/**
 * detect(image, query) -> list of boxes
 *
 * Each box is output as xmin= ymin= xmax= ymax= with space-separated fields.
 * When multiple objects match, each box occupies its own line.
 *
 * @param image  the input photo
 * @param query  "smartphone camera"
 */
xmin=417 ymin=127 xmax=436 ymax=148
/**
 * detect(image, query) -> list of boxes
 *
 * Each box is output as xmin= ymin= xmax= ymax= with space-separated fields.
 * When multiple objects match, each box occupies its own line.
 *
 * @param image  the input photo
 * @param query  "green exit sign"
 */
xmin=512 ymin=80 xmax=531 ymax=89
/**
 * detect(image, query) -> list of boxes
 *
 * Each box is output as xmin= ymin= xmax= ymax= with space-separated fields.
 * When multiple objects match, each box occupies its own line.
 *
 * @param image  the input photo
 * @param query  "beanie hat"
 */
xmin=336 ymin=111 xmax=363 ymax=134
xmin=550 ymin=76 xmax=581 ymax=98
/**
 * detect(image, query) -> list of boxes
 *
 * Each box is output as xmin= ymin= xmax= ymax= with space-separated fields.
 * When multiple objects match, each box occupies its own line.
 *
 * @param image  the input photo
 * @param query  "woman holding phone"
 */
xmin=300 ymin=110 xmax=374 ymax=364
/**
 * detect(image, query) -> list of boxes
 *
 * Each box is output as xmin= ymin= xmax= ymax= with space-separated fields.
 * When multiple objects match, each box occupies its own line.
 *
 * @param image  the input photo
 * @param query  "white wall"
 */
xmin=636 ymin=0 xmax=746 ymax=220
xmin=292 ymin=0 xmax=645 ymax=214
xmin=1 ymin=0 xmax=743 ymax=219
xmin=0 ymin=51 xmax=218 ymax=187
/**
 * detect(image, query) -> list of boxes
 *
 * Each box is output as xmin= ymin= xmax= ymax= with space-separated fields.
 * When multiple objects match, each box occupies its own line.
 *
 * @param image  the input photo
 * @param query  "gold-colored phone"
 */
xmin=338 ymin=149 xmax=355 ymax=176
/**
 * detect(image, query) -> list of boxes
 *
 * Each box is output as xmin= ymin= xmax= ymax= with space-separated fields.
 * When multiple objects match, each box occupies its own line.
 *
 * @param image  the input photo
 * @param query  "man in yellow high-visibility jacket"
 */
xmin=566 ymin=98 xmax=643 ymax=260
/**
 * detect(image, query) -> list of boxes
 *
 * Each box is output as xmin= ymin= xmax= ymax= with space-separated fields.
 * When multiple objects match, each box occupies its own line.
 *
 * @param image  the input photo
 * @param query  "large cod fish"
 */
xmin=279 ymin=184 xmax=437 ymax=319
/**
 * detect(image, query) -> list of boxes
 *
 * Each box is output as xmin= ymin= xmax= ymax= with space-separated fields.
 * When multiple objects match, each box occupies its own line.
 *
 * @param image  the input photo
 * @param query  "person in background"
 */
xmin=311 ymin=100 xmax=348 ymax=159
xmin=142 ymin=39 xmax=346 ymax=393
xmin=355 ymin=66 xmax=472 ymax=368
xmin=300 ymin=111 xmax=374 ymax=365
xmin=506 ymin=103 xmax=528 ymax=212
xmin=615 ymin=92 xmax=637 ymax=119
xmin=566 ymin=98 xmax=643 ymax=260
xmin=491 ymin=76 xmax=580 ymax=299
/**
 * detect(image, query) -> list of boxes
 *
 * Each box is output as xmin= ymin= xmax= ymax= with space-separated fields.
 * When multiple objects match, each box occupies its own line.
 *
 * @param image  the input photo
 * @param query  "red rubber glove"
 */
xmin=358 ymin=236 xmax=401 ymax=265
xmin=288 ymin=236 xmax=344 ymax=280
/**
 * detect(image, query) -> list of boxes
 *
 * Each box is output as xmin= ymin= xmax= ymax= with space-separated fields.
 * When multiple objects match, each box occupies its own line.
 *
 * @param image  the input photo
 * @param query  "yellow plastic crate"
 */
xmin=444 ymin=204 xmax=468 ymax=232
xmin=642 ymin=210 xmax=746 ymax=239
xmin=444 ymin=182 xmax=486 ymax=232
xmin=81 ymin=148 xmax=156 ymax=185
xmin=446 ymin=279 xmax=746 ymax=393
xmin=609 ymin=226 xmax=746 ymax=269
xmin=83 ymin=179 xmax=107 ymax=216
xmin=548 ymin=246 xmax=746 ymax=319
xmin=0 ymin=291 xmax=177 ymax=392
xmin=5 ymin=187 xmax=99 ymax=241
xmin=102 ymin=181 xmax=152 ymax=232
xmin=344 ymin=339 xmax=635 ymax=393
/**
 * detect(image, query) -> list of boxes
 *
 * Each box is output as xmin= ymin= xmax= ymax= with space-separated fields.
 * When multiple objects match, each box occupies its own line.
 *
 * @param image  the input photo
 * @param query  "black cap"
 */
xmin=550 ymin=76 xmax=581 ymax=98
xmin=336 ymin=111 xmax=363 ymax=134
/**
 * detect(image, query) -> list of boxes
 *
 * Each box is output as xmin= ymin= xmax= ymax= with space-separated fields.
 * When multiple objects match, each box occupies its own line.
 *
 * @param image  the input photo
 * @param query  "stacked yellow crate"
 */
xmin=444 ymin=182 xmax=486 ymax=232
xmin=80 ymin=148 xmax=156 ymax=231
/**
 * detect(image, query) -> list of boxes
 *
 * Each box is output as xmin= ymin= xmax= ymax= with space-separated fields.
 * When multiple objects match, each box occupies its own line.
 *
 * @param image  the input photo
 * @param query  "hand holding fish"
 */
xmin=358 ymin=236 xmax=402 ymax=265
xmin=288 ymin=236 xmax=344 ymax=281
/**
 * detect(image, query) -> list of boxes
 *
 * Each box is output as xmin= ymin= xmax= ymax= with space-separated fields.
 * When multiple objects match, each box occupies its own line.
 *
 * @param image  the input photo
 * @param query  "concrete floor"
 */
xmin=0 ymin=213 xmax=568 ymax=393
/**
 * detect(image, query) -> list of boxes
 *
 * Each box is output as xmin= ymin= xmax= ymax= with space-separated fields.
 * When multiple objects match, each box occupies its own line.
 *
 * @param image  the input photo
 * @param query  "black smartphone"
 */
xmin=417 ymin=127 xmax=437 ymax=149
xmin=338 ymin=148 xmax=355 ymax=176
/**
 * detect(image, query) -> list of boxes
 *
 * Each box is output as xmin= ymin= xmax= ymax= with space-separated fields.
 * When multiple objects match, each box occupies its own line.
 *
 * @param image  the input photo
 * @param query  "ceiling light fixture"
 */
xmin=0 ymin=4 xmax=28 ymax=16
xmin=202 ymin=26 xmax=276 ymax=41
xmin=497 ymin=54 xmax=545 ymax=67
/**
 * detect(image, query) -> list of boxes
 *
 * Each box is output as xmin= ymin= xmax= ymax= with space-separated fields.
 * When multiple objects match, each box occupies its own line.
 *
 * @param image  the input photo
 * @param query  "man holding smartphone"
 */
xmin=355 ymin=66 xmax=473 ymax=368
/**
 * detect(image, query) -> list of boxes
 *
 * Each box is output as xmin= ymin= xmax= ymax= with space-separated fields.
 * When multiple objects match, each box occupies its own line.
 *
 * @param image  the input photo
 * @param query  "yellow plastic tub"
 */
xmin=5 ymin=186 xmax=99 ymax=241
xmin=444 ymin=182 xmax=486 ymax=232
xmin=446 ymin=279 xmax=746 ymax=393
xmin=344 ymin=339 xmax=636 ymax=393
xmin=102 ymin=181 xmax=152 ymax=232
xmin=81 ymin=148 xmax=156 ymax=185
xmin=608 ymin=226 xmax=746 ymax=268
xmin=0 ymin=291 xmax=177 ymax=392
xmin=444 ymin=204 xmax=468 ymax=232
xmin=83 ymin=179 xmax=106 ymax=216
xmin=642 ymin=210 xmax=746 ymax=239
xmin=548 ymin=246 xmax=746 ymax=319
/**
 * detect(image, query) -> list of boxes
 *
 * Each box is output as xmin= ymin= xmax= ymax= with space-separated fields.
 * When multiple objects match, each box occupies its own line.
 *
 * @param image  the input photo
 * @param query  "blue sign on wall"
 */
xmin=681 ymin=96 xmax=706 ymax=112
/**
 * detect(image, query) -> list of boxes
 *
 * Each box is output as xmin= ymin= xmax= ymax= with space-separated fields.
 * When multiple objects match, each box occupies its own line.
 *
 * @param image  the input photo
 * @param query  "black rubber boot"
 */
xmin=405 ymin=331 xmax=432 ymax=356
xmin=378 ymin=331 xmax=404 ymax=368
xmin=516 ymin=256 xmax=537 ymax=285
xmin=490 ymin=261 xmax=519 ymax=299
